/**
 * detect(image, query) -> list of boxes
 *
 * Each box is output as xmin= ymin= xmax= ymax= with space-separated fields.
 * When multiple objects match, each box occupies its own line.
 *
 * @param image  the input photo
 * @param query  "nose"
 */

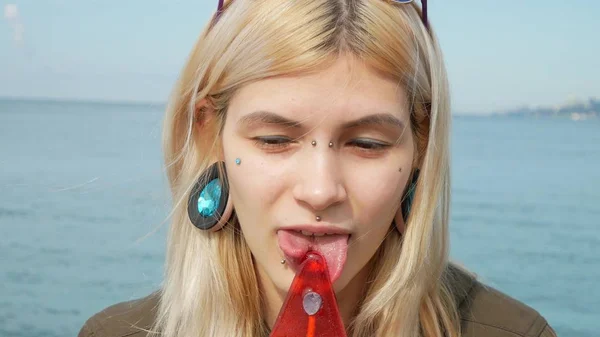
xmin=292 ymin=149 xmax=347 ymax=212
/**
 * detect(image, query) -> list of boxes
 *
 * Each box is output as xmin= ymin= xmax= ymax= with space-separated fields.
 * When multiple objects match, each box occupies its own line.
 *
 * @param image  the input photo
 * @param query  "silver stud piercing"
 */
xmin=235 ymin=158 xmax=241 ymax=165
xmin=315 ymin=215 xmax=322 ymax=222
xmin=329 ymin=142 xmax=334 ymax=148
xmin=281 ymin=259 xmax=286 ymax=264
xmin=311 ymin=140 xmax=317 ymax=146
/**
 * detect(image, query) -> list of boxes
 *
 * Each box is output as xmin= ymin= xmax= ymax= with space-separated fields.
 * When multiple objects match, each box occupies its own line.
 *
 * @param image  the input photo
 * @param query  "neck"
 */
xmin=259 ymin=262 xmax=373 ymax=332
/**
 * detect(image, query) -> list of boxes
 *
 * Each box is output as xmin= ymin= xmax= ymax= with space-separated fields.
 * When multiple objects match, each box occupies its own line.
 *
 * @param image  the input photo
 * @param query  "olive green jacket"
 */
xmin=78 ymin=266 xmax=557 ymax=337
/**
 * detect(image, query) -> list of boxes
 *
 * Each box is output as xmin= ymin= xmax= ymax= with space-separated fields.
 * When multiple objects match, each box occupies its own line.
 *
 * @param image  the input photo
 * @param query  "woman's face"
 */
xmin=221 ymin=55 xmax=414 ymax=296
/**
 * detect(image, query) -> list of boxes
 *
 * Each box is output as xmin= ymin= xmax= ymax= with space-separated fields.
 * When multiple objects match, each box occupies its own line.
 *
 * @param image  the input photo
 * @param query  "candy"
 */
xmin=270 ymin=252 xmax=347 ymax=337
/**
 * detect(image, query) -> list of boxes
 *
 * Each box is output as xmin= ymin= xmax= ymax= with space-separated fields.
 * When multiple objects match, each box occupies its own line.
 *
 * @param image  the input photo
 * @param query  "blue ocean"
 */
xmin=0 ymin=99 xmax=598 ymax=337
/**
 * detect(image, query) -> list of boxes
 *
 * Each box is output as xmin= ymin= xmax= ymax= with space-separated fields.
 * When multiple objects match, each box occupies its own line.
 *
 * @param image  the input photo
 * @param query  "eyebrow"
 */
xmin=341 ymin=113 xmax=406 ymax=130
xmin=237 ymin=111 xmax=406 ymax=131
xmin=237 ymin=111 xmax=303 ymax=129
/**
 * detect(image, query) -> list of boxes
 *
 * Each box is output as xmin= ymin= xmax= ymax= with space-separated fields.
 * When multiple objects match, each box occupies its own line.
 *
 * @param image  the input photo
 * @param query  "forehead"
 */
xmin=227 ymin=57 xmax=410 ymax=122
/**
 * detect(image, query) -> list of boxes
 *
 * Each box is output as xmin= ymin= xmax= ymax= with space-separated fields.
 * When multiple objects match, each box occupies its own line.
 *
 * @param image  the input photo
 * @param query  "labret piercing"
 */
xmin=235 ymin=158 xmax=241 ymax=165
xmin=281 ymin=259 xmax=286 ymax=264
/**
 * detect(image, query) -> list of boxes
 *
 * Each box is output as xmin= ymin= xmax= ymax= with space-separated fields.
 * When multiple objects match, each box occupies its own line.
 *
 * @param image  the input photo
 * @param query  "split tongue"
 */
xmin=270 ymin=252 xmax=347 ymax=337
xmin=277 ymin=230 xmax=349 ymax=283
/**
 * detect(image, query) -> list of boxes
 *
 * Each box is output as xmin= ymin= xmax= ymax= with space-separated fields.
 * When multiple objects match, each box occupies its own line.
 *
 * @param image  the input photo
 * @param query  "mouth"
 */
xmin=277 ymin=224 xmax=351 ymax=284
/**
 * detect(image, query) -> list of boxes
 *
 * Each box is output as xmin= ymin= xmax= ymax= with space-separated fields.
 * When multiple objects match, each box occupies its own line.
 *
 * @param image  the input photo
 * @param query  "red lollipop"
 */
xmin=269 ymin=252 xmax=347 ymax=337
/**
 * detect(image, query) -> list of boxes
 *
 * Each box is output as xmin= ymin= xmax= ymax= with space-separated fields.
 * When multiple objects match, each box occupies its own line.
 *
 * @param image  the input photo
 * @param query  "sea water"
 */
xmin=0 ymin=99 xmax=598 ymax=336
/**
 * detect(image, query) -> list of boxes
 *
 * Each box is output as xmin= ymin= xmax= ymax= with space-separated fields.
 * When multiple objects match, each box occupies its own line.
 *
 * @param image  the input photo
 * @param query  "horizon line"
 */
xmin=0 ymin=95 xmax=493 ymax=115
xmin=2 ymin=94 xmax=596 ymax=116
xmin=0 ymin=95 xmax=167 ymax=107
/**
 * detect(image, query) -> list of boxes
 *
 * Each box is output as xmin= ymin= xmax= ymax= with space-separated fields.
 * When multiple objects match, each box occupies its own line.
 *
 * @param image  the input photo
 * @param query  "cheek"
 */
xmin=224 ymin=151 xmax=281 ymax=265
xmin=347 ymin=136 xmax=415 ymax=221
xmin=344 ymin=148 xmax=412 ymax=223
xmin=223 ymin=147 xmax=291 ymax=226
xmin=347 ymin=168 xmax=406 ymax=224
xmin=227 ymin=159 xmax=272 ymax=221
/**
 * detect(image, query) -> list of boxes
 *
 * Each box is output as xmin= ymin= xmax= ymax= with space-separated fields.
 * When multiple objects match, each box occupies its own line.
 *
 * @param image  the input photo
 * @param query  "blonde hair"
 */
xmin=153 ymin=0 xmax=461 ymax=336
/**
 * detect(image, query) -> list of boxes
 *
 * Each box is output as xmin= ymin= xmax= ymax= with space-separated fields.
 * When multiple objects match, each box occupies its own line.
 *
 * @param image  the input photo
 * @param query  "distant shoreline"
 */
xmin=0 ymin=96 xmax=166 ymax=108
xmin=2 ymin=96 xmax=598 ymax=120
xmin=488 ymin=97 xmax=599 ymax=120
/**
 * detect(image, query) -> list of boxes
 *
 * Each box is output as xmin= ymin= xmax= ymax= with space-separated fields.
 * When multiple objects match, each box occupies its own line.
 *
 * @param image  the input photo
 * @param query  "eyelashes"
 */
xmin=252 ymin=136 xmax=391 ymax=153
xmin=252 ymin=136 xmax=292 ymax=150
xmin=347 ymin=139 xmax=390 ymax=150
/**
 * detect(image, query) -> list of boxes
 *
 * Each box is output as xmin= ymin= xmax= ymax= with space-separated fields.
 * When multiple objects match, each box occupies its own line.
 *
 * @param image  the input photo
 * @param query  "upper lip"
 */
xmin=279 ymin=224 xmax=352 ymax=235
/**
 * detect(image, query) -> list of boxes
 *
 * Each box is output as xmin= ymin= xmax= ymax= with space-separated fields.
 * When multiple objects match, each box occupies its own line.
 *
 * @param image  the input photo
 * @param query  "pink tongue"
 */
xmin=277 ymin=230 xmax=349 ymax=283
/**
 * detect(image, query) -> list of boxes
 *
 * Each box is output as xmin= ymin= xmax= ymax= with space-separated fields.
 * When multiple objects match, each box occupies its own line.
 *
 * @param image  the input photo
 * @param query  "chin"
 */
xmin=273 ymin=267 xmax=353 ymax=296
xmin=272 ymin=270 xmax=296 ymax=295
xmin=332 ymin=272 xmax=353 ymax=294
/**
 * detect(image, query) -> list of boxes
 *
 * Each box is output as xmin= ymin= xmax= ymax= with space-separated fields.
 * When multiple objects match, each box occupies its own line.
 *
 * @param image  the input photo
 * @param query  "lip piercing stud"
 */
xmin=311 ymin=140 xmax=317 ymax=146
xmin=315 ymin=216 xmax=322 ymax=222
xmin=328 ymin=142 xmax=334 ymax=148
xmin=281 ymin=259 xmax=286 ymax=264
xmin=235 ymin=158 xmax=241 ymax=165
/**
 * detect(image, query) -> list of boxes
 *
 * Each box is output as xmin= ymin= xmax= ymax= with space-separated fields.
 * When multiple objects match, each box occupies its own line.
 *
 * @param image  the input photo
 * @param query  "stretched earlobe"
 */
xmin=187 ymin=161 xmax=233 ymax=231
xmin=394 ymin=169 xmax=420 ymax=234
xmin=394 ymin=211 xmax=406 ymax=235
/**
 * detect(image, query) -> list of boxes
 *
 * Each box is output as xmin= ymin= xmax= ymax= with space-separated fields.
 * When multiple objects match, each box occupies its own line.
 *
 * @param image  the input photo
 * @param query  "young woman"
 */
xmin=78 ymin=0 xmax=557 ymax=336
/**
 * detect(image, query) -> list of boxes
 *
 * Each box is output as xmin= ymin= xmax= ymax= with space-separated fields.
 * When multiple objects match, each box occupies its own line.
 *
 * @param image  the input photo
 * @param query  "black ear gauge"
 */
xmin=187 ymin=162 xmax=233 ymax=231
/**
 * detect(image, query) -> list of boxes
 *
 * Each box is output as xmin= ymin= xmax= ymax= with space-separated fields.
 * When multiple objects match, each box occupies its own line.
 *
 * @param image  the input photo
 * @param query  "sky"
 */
xmin=1 ymin=0 xmax=599 ymax=114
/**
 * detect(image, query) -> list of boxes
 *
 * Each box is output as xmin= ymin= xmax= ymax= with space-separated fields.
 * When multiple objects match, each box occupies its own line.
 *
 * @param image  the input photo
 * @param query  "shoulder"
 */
xmin=77 ymin=291 xmax=160 ymax=337
xmin=447 ymin=264 xmax=557 ymax=337
xmin=459 ymin=281 xmax=558 ymax=337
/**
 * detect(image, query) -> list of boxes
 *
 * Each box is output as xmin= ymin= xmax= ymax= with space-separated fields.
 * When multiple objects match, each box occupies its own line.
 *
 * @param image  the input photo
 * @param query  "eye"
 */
xmin=252 ymin=136 xmax=294 ymax=151
xmin=347 ymin=139 xmax=391 ymax=151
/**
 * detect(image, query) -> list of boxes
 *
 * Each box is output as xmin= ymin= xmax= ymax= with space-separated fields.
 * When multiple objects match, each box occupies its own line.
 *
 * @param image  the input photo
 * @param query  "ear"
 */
xmin=194 ymin=98 xmax=215 ymax=126
xmin=194 ymin=97 xmax=226 ymax=161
